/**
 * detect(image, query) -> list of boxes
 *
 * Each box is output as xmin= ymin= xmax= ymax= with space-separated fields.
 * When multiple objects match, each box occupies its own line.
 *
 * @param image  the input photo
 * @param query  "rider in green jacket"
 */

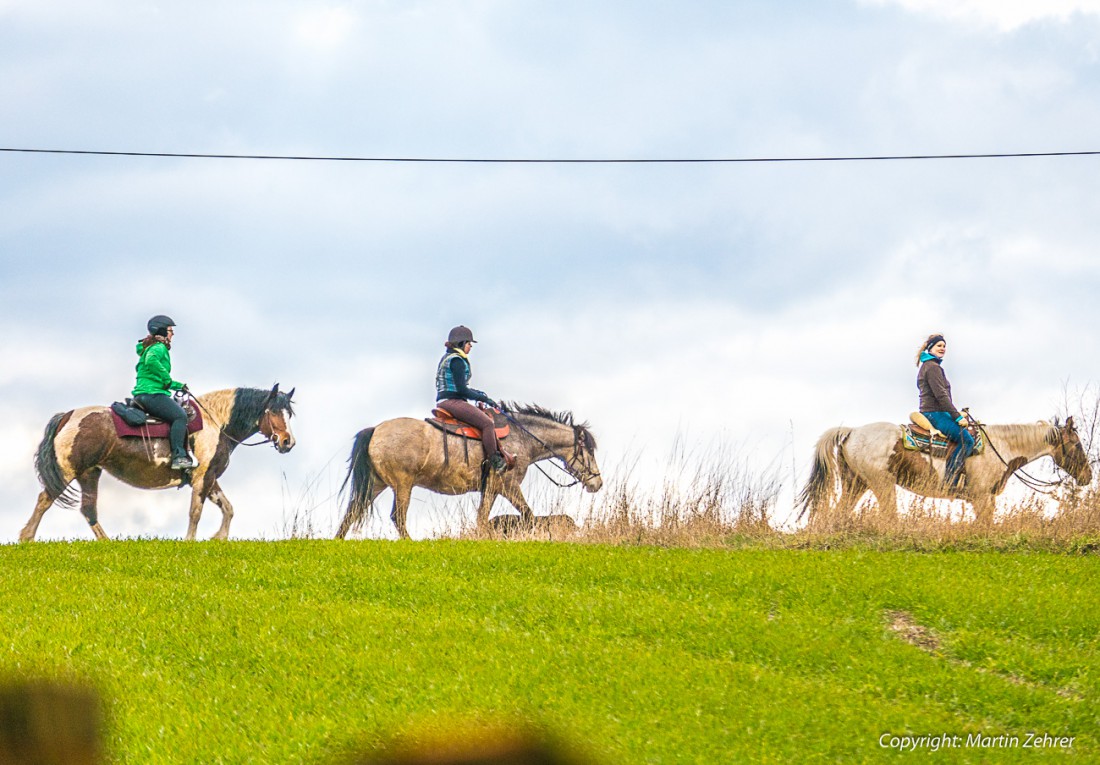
xmin=132 ymin=314 xmax=195 ymax=470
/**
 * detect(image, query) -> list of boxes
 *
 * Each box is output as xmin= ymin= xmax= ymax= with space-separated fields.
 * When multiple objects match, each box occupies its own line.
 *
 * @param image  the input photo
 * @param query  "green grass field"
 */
xmin=1 ymin=541 xmax=1096 ymax=763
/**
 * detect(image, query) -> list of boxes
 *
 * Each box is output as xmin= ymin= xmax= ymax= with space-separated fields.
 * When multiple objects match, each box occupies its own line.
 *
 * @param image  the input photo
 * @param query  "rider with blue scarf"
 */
xmin=916 ymin=333 xmax=974 ymax=491
xmin=435 ymin=325 xmax=507 ymax=473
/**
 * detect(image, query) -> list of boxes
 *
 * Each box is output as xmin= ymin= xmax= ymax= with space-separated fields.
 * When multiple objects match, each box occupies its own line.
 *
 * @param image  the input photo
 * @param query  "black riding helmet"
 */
xmin=147 ymin=315 xmax=176 ymax=337
xmin=447 ymin=325 xmax=476 ymax=344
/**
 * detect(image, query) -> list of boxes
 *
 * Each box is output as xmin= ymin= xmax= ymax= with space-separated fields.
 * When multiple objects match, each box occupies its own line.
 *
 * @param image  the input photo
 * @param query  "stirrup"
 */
xmin=171 ymin=454 xmax=197 ymax=470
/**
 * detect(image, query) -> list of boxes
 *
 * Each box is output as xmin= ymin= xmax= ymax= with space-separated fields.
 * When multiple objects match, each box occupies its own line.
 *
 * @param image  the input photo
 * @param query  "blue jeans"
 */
xmin=924 ymin=411 xmax=975 ymax=488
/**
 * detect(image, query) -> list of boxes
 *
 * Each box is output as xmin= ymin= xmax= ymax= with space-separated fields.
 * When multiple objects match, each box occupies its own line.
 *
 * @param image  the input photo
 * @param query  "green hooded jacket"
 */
xmin=132 ymin=340 xmax=185 ymax=396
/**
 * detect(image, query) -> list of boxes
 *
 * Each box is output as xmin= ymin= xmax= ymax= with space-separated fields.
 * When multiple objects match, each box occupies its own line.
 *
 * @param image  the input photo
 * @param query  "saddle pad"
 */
xmin=902 ymin=423 xmax=984 ymax=456
xmin=110 ymin=406 xmax=204 ymax=439
xmin=426 ymin=408 xmax=510 ymax=441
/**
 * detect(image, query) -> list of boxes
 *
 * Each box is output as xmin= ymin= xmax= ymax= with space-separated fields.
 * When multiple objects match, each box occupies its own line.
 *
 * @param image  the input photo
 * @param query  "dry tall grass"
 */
xmin=282 ymin=400 xmax=1100 ymax=551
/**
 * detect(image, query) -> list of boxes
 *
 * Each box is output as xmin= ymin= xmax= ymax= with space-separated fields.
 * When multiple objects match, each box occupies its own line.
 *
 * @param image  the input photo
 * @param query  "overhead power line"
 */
xmin=2 ymin=146 xmax=1099 ymax=163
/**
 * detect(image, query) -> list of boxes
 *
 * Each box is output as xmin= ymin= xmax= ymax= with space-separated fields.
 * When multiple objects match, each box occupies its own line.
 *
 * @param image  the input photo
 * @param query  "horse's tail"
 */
xmin=339 ymin=427 xmax=377 ymax=534
xmin=34 ymin=411 xmax=78 ymax=507
xmin=797 ymin=426 xmax=852 ymax=522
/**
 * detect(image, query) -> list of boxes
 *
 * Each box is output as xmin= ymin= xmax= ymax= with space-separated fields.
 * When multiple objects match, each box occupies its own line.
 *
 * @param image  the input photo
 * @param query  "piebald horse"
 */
xmin=799 ymin=417 xmax=1091 ymax=526
xmin=337 ymin=403 xmax=603 ymax=539
xmin=22 ymin=385 xmax=296 ymax=541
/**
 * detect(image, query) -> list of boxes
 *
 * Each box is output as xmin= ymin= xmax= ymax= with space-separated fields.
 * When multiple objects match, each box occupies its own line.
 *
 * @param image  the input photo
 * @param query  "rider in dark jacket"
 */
xmin=916 ymin=333 xmax=974 ymax=491
xmin=435 ymin=325 xmax=506 ymax=472
xmin=133 ymin=314 xmax=195 ymax=470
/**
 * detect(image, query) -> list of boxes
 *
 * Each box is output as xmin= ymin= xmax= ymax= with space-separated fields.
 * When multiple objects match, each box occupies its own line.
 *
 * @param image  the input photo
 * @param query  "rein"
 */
xmin=188 ymin=394 xmax=274 ymax=448
xmin=968 ymin=411 xmax=1068 ymax=495
xmin=501 ymin=411 xmax=599 ymax=488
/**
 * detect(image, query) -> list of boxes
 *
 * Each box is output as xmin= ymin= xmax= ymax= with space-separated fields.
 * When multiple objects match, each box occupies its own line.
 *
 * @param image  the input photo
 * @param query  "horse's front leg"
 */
xmin=206 ymin=480 xmax=235 ymax=541
xmin=185 ymin=472 xmax=214 ymax=541
xmin=500 ymin=479 xmax=535 ymax=525
xmin=971 ymin=495 xmax=996 ymax=527
xmin=77 ymin=468 xmax=110 ymax=540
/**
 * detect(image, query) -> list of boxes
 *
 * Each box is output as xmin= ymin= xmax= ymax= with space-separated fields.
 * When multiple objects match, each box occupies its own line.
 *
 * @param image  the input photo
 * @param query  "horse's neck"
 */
xmin=515 ymin=417 xmax=573 ymax=458
xmin=985 ymin=423 xmax=1055 ymax=463
xmin=195 ymin=389 xmax=236 ymax=429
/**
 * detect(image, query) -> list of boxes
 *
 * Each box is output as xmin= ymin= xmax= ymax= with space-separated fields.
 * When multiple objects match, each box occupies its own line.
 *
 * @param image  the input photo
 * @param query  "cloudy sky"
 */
xmin=3 ymin=0 xmax=1099 ymax=541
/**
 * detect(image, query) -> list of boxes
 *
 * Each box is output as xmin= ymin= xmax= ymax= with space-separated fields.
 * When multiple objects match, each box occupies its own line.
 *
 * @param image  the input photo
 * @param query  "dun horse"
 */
xmin=799 ymin=417 xmax=1092 ymax=526
xmin=22 ymin=385 xmax=296 ymax=541
xmin=337 ymin=403 xmax=602 ymax=539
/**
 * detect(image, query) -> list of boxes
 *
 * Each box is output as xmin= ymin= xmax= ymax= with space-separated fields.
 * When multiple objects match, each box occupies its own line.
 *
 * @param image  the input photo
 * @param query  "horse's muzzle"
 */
xmin=273 ymin=435 xmax=296 ymax=453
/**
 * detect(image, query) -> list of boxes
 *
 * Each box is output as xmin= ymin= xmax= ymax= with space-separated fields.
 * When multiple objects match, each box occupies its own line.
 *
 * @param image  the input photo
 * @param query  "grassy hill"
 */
xmin=1 ymin=540 xmax=1096 ymax=763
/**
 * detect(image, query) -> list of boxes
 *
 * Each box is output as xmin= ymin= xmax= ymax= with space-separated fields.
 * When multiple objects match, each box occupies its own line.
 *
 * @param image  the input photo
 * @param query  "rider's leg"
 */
xmin=437 ymin=399 xmax=500 ymax=459
xmin=924 ymin=412 xmax=972 ymax=488
xmin=134 ymin=394 xmax=190 ymax=460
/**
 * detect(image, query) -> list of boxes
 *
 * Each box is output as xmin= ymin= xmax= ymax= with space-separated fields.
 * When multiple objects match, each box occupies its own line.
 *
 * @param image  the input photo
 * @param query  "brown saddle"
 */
xmin=427 ymin=407 xmax=516 ymax=471
xmin=426 ymin=407 xmax=511 ymax=441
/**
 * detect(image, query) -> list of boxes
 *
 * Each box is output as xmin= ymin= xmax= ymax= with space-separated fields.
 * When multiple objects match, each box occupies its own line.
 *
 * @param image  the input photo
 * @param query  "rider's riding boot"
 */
xmin=171 ymin=452 xmax=196 ymax=470
xmin=488 ymin=453 xmax=507 ymax=473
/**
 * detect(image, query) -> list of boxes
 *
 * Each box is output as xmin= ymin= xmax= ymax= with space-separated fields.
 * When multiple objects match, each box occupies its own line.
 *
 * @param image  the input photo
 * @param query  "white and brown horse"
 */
xmin=22 ymin=385 xmax=296 ymax=541
xmin=799 ymin=417 xmax=1091 ymax=526
xmin=336 ymin=403 xmax=603 ymax=539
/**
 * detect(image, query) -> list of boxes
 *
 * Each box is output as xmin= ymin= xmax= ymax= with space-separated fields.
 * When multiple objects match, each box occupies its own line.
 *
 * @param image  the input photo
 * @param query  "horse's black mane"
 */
xmin=502 ymin=401 xmax=597 ymax=450
xmin=227 ymin=387 xmax=295 ymax=440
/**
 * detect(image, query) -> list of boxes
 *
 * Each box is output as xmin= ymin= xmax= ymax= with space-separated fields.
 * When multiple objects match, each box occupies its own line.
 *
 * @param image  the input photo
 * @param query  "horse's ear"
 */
xmin=269 ymin=383 xmax=280 ymax=398
xmin=1066 ymin=415 xmax=1076 ymax=430
xmin=286 ymin=387 xmax=295 ymax=401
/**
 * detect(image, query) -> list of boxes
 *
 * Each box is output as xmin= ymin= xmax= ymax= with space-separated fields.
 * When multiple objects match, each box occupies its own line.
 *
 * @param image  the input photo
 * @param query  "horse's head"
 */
xmin=567 ymin=424 xmax=603 ymax=493
xmin=1051 ymin=416 xmax=1092 ymax=485
xmin=260 ymin=384 xmax=296 ymax=454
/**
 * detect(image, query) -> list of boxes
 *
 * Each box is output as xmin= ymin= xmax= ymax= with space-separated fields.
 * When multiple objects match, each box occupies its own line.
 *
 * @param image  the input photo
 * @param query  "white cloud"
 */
xmin=864 ymin=0 xmax=1100 ymax=31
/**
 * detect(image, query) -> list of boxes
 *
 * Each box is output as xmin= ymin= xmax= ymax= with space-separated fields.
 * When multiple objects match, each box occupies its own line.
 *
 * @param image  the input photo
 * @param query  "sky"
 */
xmin=2 ymin=0 xmax=1099 ymax=541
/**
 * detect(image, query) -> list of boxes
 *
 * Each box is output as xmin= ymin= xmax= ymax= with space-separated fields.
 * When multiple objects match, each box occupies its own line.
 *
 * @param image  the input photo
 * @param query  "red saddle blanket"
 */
xmin=426 ymin=407 xmax=510 ymax=440
xmin=110 ymin=406 xmax=204 ymax=439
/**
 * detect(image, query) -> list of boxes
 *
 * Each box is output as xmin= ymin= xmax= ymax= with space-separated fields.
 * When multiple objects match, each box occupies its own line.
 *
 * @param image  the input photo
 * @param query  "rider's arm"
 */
xmin=449 ymin=356 xmax=495 ymax=406
xmin=925 ymin=364 xmax=961 ymax=420
xmin=143 ymin=344 xmax=186 ymax=392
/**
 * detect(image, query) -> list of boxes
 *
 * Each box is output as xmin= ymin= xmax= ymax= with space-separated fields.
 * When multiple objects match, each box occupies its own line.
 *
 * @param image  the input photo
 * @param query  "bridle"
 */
xmin=502 ymin=412 xmax=601 ymax=488
xmin=968 ymin=410 xmax=1083 ymax=494
xmin=189 ymin=395 xmax=289 ymax=449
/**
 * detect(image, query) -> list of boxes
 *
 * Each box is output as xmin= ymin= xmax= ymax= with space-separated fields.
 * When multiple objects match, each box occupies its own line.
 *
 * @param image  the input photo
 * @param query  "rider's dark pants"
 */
xmin=924 ymin=411 xmax=975 ymax=488
xmin=437 ymin=399 xmax=500 ymax=459
xmin=134 ymin=393 xmax=189 ymax=457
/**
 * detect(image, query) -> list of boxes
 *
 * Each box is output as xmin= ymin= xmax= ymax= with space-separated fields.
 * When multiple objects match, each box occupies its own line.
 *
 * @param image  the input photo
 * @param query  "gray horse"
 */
xmin=336 ymin=403 xmax=602 ymax=539
xmin=799 ymin=417 xmax=1091 ymax=526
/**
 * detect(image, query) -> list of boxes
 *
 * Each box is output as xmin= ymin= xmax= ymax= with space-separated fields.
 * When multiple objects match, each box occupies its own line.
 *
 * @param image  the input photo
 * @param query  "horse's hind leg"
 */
xmin=476 ymin=487 xmax=502 ymax=536
xmin=77 ymin=468 xmax=110 ymax=540
xmin=867 ymin=481 xmax=899 ymax=524
xmin=20 ymin=492 xmax=56 ymax=542
xmin=390 ymin=483 xmax=413 ymax=540
xmin=335 ymin=479 xmax=387 ymax=539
